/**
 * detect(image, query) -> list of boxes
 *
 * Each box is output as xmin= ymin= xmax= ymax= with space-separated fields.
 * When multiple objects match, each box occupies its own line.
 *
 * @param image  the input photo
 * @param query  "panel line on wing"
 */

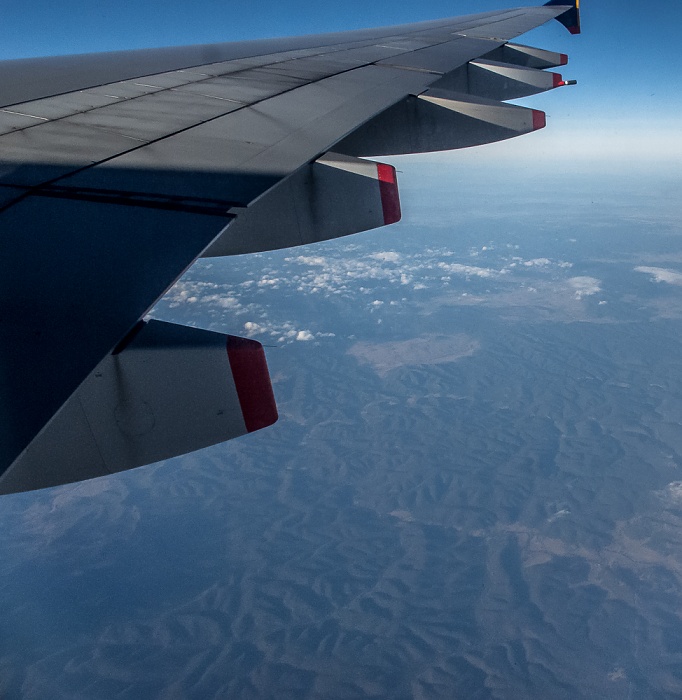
xmin=0 ymin=34 xmax=459 ymax=137
xmin=27 ymin=185 xmax=241 ymax=217
xmin=0 ymin=11 xmax=542 ymax=137
xmin=0 ymin=43 xmax=463 ymax=210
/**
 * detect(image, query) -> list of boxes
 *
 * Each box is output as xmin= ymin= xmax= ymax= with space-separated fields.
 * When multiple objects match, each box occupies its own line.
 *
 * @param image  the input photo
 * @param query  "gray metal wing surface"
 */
xmin=0 ymin=1 xmax=580 ymax=493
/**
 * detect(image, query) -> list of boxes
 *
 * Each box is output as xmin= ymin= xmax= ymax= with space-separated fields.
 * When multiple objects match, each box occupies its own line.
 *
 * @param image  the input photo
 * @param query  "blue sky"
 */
xmin=1 ymin=0 xmax=680 ymax=166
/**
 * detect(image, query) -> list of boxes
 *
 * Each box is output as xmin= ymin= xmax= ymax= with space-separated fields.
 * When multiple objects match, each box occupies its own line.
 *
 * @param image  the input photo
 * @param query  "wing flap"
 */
xmin=335 ymin=89 xmax=545 ymax=157
xmin=434 ymin=59 xmax=564 ymax=101
xmin=0 ymin=320 xmax=277 ymax=495
xmin=482 ymin=42 xmax=569 ymax=69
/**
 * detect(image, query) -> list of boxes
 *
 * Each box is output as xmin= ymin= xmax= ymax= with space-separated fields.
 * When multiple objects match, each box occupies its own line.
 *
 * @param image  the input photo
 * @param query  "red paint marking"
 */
xmin=532 ymin=110 xmax=546 ymax=131
xmin=226 ymin=336 xmax=278 ymax=433
xmin=553 ymin=72 xmax=563 ymax=88
xmin=376 ymin=163 xmax=401 ymax=225
xmin=560 ymin=53 xmax=569 ymax=66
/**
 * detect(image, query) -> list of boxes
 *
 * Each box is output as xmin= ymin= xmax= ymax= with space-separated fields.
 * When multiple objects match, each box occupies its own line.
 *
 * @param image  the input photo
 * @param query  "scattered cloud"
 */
xmin=568 ymin=276 xmax=601 ymax=299
xmin=523 ymin=258 xmax=552 ymax=267
xmin=155 ymin=245 xmax=591 ymax=338
xmin=258 ymin=276 xmax=281 ymax=288
xmin=165 ymin=281 xmax=245 ymax=310
xmin=608 ymin=668 xmax=627 ymax=683
xmin=369 ymin=251 xmax=400 ymax=263
xmin=523 ymin=258 xmax=572 ymax=269
xmin=635 ymin=266 xmax=682 ymax=286
xmin=658 ymin=481 xmax=682 ymax=505
xmin=547 ymin=509 xmax=570 ymax=523
xmin=437 ymin=262 xmax=499 ymax=278
xmin=294 ymin=255 xmax=326 ymax=266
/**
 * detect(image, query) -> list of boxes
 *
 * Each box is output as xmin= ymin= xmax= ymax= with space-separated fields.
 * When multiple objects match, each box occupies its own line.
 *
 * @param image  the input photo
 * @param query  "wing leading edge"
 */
xmin=0 ymin=1 xmax=580 ymax=494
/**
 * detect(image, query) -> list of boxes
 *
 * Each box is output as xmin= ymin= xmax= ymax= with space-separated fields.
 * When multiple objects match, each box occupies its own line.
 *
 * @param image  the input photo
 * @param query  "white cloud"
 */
xmin=157 ymin=246 xmax=590 ymax=344
xmin=201 ymin=294 xmax=241 ymax=309
xmin=258 ymin=277 xmax=281 ymax=288
xmin=290 ymin=255 xmax=327 ymax=266
xmin=635 ymin=266 xmax=682 ymax=286
xmin=608 ymin=668 xmax=627 ymax=683
xmin=278 ymin=247 xmax=566 ymax=300
xmin=514 ymin=258 xmax=572 ymax=270
xmin=568 ymin=276 xmax=601 ymax=299
xmin=370 ymin=251 xmax=400 ymax=263
xmin=438 ymin=262 xmax=497 ymax=278
xmin=658 ymin=481 xmax=682 ymax=505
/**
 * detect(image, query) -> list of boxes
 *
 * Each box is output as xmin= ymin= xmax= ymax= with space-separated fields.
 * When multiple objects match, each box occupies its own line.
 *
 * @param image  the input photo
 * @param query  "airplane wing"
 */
xmin=0 ymin=1 xmax=580 ymax=494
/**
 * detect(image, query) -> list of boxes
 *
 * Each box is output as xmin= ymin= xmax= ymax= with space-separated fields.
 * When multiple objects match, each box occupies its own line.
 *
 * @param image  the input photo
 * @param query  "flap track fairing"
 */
xmin=433 ymin=58 xmax=564 ymax=101
xmin=334 ymin=89 xmax=545 ymax=158
xmin=0 ymin=320 xmax=277 ymax=494
xmin=482 ymin=42 xmax=568 ymax=69
xmin=203 ymin=152 xmax=400 ymax=257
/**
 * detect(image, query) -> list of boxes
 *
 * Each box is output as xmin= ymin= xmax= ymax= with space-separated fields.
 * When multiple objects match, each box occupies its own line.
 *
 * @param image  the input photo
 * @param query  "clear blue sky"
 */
xmin=1 ymin=0 xmax=680 ymax=166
